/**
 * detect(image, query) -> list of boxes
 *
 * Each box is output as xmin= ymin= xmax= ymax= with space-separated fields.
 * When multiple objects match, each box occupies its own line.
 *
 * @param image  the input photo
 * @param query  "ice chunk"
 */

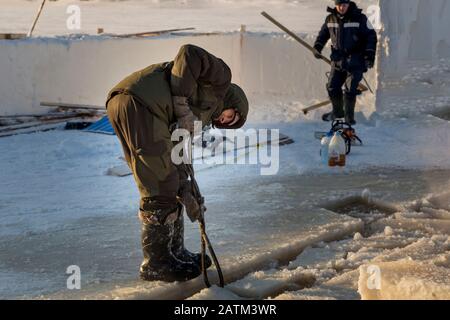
xmin=288 ymin=246 xmax=346 ymax=270
xmin=227 ymin=268 xmax=316 ymax=299
xmin=272 ymin=284 xmax=360 ymax=300
xmin=188 ymin=286 xmax=244 ymax=300
xmin=353 ymin=232 xmax=364 ymax=240
xmin=325 ymin=269 xmax=360 ymax=291
xmin=384 ymin=226 xmax=394 ymax=237
xmin=372 ymin=217 xmax=450 ymax=235
xmin=358 ymin=260 xmax=450 ymax=300
xmin=372 ymin=238 xmax=449 ymax=264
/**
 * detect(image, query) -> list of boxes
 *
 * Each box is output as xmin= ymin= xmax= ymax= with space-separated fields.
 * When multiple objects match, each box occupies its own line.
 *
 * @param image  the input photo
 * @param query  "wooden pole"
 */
xmin=28 ymin=0 xmax=47 ymax=37
xmin=302 ymin=99 xmax=332 ymax=115
xmin=261 ymin=11 xmax=331 ymax=64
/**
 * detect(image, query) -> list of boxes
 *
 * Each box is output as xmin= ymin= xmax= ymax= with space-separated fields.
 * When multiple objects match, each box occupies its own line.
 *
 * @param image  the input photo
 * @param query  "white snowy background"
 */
xmin=0 ymin=0 xmax=449 ymax=300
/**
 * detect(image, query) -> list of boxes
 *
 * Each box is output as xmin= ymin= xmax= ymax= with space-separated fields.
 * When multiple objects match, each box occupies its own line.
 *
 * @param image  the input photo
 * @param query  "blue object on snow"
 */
xmin=83 ymin=116 xmax=115 ymax=135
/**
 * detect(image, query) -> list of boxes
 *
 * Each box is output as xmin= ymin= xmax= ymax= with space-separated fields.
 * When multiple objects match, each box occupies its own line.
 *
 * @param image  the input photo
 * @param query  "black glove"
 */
xmin=313 ymin=47 xmax=323 ymax=60
xmin=364 ymin=51 xmax=375 ymax=69
xmin=178 ymin=180 xmax=204 ymax=222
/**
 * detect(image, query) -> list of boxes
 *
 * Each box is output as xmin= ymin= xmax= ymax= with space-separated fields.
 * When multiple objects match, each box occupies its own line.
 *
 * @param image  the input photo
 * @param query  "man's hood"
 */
xmin=214 ymin=83 xmax=249 ymax=129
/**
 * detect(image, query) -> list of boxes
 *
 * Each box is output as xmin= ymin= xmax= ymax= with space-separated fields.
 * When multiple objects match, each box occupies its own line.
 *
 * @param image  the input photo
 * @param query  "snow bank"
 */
xmin=358 ymin=260 xmax=450 ymax=300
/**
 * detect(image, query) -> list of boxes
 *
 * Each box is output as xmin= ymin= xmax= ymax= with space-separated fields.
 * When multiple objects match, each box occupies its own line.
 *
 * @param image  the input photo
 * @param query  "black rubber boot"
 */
xmin=172 ymin=207 xmax=212 ymax=269
xmin=344 ymin=95 xmax=357 ymax=125
xmin=322 ymin=95 xmax=344 ymax=122
xmin=139 ymin=206 xmax=201 ymax=282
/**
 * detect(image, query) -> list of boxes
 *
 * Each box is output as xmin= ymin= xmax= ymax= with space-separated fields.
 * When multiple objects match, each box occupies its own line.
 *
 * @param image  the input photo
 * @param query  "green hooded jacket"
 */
xmin=106 ymin=44 xmax=248 ymax=129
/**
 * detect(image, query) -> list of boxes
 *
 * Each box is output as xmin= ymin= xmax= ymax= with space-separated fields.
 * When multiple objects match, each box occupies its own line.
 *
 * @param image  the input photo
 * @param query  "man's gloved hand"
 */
xmin=313 ymin=46 xmax=323 ymax=59
xmin=172 ymin=96 xmax=198 ymax=134
xmin=178 ymin=180 xmax=204 ymax=222
xmin=364 ymin=51 xmax=375 ymax=69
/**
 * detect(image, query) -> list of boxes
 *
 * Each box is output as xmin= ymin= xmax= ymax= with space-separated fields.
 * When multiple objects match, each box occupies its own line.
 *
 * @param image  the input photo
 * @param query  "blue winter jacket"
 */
xmin=314 ymin=2 xmax=377 ymax=71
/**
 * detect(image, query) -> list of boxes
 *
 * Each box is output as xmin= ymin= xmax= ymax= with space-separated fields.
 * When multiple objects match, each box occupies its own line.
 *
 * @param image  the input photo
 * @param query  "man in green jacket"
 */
xmin=106 ymin=44 xmax=249 ymax=282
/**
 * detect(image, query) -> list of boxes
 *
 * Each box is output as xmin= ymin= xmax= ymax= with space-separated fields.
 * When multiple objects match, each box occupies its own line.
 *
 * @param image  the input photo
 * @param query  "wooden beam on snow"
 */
xmin=115 ymin=27 xmax=195 ymax=38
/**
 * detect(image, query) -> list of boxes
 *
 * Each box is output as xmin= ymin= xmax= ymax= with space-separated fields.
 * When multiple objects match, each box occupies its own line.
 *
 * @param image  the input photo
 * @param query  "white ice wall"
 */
xmin=240 ymin=33 xmax=330 ymax=101
xmin=0 ymin=32 xmax=377 ymax=117
xmin=2 ymin=1 xmax=445 ymax=118
xmin=378 ymin=0 xmax=450 ymax=77
xmin=0 ymin=35 xmax=241 ymax=116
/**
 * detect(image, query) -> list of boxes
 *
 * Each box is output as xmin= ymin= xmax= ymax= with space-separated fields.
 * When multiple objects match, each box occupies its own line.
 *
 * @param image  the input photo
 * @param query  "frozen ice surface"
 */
xmin=0 ymin=123 xmax=449 ymax=299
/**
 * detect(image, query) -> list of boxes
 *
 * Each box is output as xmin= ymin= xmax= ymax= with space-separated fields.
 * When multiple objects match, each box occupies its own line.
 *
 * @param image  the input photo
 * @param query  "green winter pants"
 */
xmin=106 ymin=93 xmax=180 ymax=206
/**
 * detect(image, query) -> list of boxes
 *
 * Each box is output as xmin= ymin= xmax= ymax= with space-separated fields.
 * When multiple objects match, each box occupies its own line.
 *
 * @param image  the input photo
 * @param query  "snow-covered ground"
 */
xmin=0 ymin=0 xmax=449 ymax=300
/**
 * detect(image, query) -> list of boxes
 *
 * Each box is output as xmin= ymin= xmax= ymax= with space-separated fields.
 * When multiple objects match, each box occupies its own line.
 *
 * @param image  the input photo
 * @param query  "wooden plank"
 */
xmin=0 ymin=111 xmax=96 ymax=119
xmin=0 ymin=114 xmax=44 ymax=119
xmin=40 ymin=102 xmax=105 ymax=110
xmin=115 ymin=27 xmax=195 ymax=38
xmin=171 ymin=32 xmax=221 ymax=37
xmin=0 ymin=33 xmax=27 ymax=40
xmin=0 ymin=116 xmax=91 ymax=133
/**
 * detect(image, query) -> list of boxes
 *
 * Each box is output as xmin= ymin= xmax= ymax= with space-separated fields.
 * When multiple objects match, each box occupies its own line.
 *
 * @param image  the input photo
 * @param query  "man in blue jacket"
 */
xmin=313 ymin=0 xmax=377 ymax=125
